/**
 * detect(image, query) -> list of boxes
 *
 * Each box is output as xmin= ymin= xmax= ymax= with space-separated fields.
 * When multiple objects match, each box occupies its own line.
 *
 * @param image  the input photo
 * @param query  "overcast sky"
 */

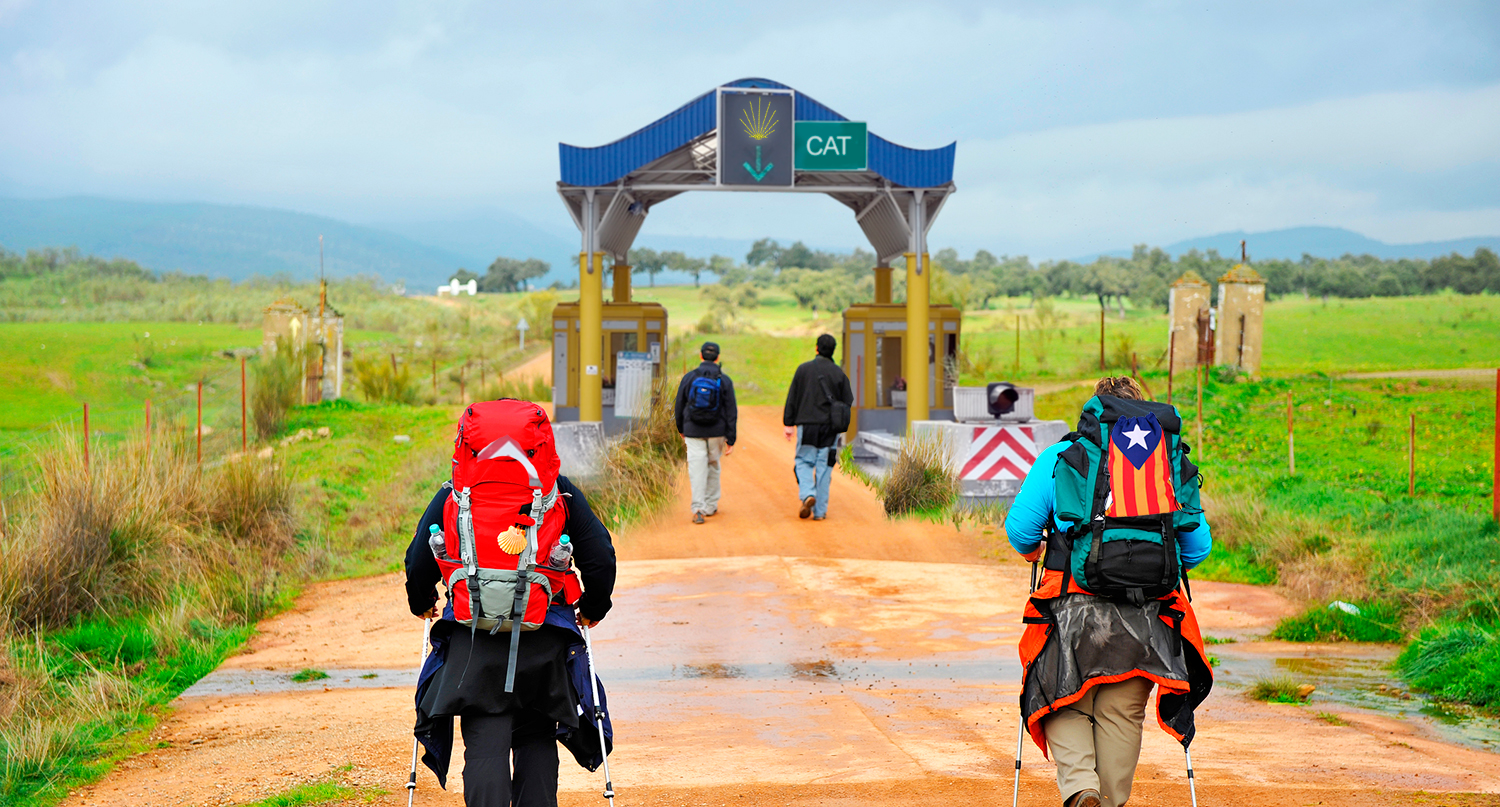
xmin=2 ymin=0 xmax=1497 ymax=258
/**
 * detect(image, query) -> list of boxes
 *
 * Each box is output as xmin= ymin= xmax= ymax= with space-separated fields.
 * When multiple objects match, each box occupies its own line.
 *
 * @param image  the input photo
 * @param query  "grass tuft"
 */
xmin=289 ymin=669 xmax=329 ymax=683
xmin=1315 ymin=711 xmax=1349 ymax=726
xmin=1396 ymin=622 xmax=1500 ymax=709
xmin=880 ymin=435 xmax=958 ymax=517
xmin=1248 ymin=675 xmax=1314 ymax=704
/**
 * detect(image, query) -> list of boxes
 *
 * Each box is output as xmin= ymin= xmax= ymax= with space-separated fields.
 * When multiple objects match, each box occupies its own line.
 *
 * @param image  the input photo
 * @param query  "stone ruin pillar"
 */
xmin=1215 ymin=263 xmax=1266 ymax=376
xmin=1168 ymin=271 xmax=1210 ymax=377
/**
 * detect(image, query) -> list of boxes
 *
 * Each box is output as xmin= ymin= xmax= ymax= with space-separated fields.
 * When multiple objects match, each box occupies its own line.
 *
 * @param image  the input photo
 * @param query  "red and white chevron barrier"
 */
xmin=958 ymin=425 xmax=1037 ymax=481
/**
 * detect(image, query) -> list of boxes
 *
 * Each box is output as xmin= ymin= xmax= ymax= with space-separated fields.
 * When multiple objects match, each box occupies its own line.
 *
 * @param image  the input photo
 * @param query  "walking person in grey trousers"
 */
xmin=672 ymin=342 xmax=737 ymax=524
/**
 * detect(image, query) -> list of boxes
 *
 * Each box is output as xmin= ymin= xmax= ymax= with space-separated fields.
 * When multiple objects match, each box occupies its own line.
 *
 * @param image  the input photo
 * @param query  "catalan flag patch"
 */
xmin=1105 ymin=413 xmax=1180 ymax=517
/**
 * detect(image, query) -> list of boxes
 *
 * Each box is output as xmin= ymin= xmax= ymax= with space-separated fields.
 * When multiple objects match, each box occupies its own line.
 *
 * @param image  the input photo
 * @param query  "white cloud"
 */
xmin=936 ymin=84 xmax=1500 ymax=256
xmin=0 ymin=1 xmax=1497 ymax=256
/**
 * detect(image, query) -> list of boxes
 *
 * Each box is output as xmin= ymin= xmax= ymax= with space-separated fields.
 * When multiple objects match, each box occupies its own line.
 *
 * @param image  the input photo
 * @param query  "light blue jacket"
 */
xmin=1004 ymin=442 xmax=1212 ymax=570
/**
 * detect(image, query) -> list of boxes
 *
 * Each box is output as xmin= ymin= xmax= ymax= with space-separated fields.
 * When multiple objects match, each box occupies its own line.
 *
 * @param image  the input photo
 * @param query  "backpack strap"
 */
xmin=1081 ymin=422 xmax=1112 ymax=594
xmin=504 ymin=485 xmax=545 ymax=693
xmin=455 ymin=486 xmax=481 ymax=688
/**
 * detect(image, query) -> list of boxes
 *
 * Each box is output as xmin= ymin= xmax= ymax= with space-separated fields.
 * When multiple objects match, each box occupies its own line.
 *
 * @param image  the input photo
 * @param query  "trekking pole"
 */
xmin=1185 ymin=745 xmax=1198 ymax=807
xmin=582 ymin=624 xmax=615 ymax=806
xmin=407 ymin=618 xmax=433 ymax=807
xmin=1012 ymin=559 xmax=1039 ymax=807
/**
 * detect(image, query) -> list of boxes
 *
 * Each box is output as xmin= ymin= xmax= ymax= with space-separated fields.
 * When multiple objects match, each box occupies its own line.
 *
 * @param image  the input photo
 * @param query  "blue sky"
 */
xmin=1 ymin=0 xmax=1497 ymax=258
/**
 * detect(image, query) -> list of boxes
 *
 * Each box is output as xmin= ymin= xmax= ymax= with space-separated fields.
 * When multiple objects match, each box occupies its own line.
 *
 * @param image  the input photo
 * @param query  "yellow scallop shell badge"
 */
xmin=497 ymin=526 xmax=527 ymax=555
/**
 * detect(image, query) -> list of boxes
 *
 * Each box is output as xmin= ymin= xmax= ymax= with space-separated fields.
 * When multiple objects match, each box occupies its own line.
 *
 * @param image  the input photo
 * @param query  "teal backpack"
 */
xmin=1045 ymin=395 xmax=1202 ymax=605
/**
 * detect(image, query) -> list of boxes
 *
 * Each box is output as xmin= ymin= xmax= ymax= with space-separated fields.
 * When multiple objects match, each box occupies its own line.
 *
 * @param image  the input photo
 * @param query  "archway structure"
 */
xmin=557 ymin=77 xmax=956 ymax=428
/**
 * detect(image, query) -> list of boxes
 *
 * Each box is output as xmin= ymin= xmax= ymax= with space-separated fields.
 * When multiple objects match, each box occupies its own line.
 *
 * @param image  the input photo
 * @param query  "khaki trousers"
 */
xmin=684 ymin=436 xmax=724 ymax=515
xmin=1044 ymin=676 xmax=1153 ymax=807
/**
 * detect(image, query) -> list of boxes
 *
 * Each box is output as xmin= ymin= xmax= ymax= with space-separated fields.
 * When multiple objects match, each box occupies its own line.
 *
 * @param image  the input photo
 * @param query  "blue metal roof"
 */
xmin=559 ymin=78 xmax=955 ymax=189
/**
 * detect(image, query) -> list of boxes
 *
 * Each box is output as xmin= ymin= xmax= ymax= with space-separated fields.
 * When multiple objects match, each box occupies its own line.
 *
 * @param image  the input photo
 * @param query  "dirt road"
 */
xmin=65 ymin=406 xmax=1500 ymax=806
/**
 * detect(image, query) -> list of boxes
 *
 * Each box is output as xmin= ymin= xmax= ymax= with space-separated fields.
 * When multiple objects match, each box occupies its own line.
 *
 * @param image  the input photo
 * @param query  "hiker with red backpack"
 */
xmin=405 ymin=399 xmax=617 ymax=807
xmin=673 ymin=341 xmax=738 ymax=524
xmin=1005 ymin=377 xmax=1214 ymax=807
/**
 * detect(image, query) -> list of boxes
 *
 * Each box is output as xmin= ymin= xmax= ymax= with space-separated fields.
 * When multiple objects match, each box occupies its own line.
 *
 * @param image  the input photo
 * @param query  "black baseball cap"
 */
xmin=700 ymin=341 xmax=720 ymax=361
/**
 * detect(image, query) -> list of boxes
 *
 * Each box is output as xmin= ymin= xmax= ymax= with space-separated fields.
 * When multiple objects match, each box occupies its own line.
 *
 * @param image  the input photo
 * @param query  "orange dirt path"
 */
xmin=62 ymin=406 xmax=1500 ymax=807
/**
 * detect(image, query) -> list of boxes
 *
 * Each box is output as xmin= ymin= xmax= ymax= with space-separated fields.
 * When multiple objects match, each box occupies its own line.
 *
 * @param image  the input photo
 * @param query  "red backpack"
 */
xmin=436 ymin=400 xmax=581 ymax=690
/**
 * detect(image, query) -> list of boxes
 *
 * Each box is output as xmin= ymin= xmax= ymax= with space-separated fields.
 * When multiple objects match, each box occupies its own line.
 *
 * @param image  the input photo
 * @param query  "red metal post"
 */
xmin=196 ymin=381 xmax=203 ymax=464
xmin=241 ymin=357 xmax=248 ymax=452
xmin=83 ymin=402 xmax=90 ymax=469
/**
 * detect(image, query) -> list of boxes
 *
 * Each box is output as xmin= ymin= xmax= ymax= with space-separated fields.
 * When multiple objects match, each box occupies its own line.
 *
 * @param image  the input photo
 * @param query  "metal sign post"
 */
xmin=518 ymin=317 xmax=530 ymax=351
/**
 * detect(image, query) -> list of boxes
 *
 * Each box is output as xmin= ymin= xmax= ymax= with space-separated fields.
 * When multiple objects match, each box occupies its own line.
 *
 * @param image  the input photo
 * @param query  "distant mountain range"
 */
xmin=3 ymin=196 xmax=1496 ymax=290
xmin=1079 ymin=226 xmax=1500 ymax=263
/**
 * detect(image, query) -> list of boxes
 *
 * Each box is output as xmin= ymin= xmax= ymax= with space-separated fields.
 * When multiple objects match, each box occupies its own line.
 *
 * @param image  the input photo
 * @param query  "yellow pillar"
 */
xmin=612 ymin=263 xmax=632 ymax=303
xmin=873 ymin=266 xmax=892 ymax=304
xmin=579 ymin=251 xmax=604 ymax=422
xmin=904 ymin=252 xmax=930 ymax=427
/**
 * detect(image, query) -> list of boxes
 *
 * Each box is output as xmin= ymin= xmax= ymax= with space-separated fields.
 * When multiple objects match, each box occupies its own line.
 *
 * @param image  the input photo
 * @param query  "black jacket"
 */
xmin=783 ymin=355 xmax=852 ymax=448
xmin=673 ymin=361 xmax=738 ymax=444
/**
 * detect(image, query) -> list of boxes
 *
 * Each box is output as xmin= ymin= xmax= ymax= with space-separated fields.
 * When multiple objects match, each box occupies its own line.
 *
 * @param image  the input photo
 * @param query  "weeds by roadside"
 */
xmin=253 ymin=337 xmax=306 ymax=439
xmin=1247 ymin=676 xmax=1315 ymax=704
xmin=0 ymin=430 xmax=296 ymax=805
xmin=880 ymin=436 xmax=958 ymax=518
xmin=574 ymin=382 xmax=687 ymax=530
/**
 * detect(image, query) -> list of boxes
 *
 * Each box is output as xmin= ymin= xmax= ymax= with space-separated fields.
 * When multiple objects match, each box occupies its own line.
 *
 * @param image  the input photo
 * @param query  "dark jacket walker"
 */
xmin=405 ymin=476 xmax=617 ymax=806
xmin=783 ymin=355 xmax=852 ymax=449
xmin=673 ymin=360 xmax=738 ymax=445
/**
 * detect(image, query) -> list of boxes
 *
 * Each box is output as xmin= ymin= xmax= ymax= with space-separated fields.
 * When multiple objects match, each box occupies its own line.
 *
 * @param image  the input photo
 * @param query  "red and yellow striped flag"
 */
xmin=1105 ymin=413 xmax=1179 ymax=517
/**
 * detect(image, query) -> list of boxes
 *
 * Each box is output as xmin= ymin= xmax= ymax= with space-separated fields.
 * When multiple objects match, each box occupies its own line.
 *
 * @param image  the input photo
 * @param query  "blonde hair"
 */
xmin=1094 ymin=376 xmax=1145 ymax=400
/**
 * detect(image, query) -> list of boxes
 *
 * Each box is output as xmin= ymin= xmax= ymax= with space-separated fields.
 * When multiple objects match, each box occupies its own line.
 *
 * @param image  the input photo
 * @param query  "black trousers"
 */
xmin=459 ymin=708 xmax=559 ymax=807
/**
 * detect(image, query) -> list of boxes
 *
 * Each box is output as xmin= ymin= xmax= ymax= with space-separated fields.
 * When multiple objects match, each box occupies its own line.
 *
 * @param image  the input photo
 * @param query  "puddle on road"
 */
xmin=1212 ymin=643 xmax=1500 ymax=752
xmin=652 ymin=657 xmax=1021 ymax=684
xmin=680 ymin=663 xmax=746 ymax=679
xmin=790 ymin=660 xmax=837 ymax=680
xmin=179 ymin=668 xmax=417 ymax=698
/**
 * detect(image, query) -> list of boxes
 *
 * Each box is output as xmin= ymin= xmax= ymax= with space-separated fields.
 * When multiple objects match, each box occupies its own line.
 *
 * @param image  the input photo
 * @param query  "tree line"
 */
xmin=687 ymin=239 xmax=1500 ymax=313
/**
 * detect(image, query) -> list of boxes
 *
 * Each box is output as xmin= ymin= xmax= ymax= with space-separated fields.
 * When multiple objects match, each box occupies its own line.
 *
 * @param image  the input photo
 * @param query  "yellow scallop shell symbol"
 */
xmin=497 ymin=525 xmax=527 ymax=555
xmin=740 ymin=96 xmax=778 ymax=141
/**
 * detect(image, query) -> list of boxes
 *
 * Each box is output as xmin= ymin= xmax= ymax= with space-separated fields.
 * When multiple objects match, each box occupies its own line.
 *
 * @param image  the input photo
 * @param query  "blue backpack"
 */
xmin=686 ymin=374 xmax=722 ymax=425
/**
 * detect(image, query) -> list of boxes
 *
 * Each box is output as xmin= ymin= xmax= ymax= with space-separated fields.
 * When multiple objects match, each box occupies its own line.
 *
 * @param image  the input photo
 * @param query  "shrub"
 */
xmin=0 ymin=431 xmax=295 ymax=631
xmin=253 ymin=338 xmax=305 ymax=439
xmin=352 ymin=353 xmax=418 ymax=404
xmin=478 ymin=374 xmax=550 ymax=404
xmin=881 ymin=435 xmax=958 ymax=517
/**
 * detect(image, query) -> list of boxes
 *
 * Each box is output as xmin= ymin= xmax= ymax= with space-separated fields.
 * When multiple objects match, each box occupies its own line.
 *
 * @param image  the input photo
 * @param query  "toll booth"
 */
xmin=551 ymin=276 xmax=667 ymax=435
xmin=842 ymin=300 xmax=961 ymax=435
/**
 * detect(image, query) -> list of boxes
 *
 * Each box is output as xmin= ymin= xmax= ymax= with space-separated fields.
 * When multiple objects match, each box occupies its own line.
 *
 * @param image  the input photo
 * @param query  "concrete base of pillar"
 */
xmin=552 ymin=420 xmax=607 ymax=479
